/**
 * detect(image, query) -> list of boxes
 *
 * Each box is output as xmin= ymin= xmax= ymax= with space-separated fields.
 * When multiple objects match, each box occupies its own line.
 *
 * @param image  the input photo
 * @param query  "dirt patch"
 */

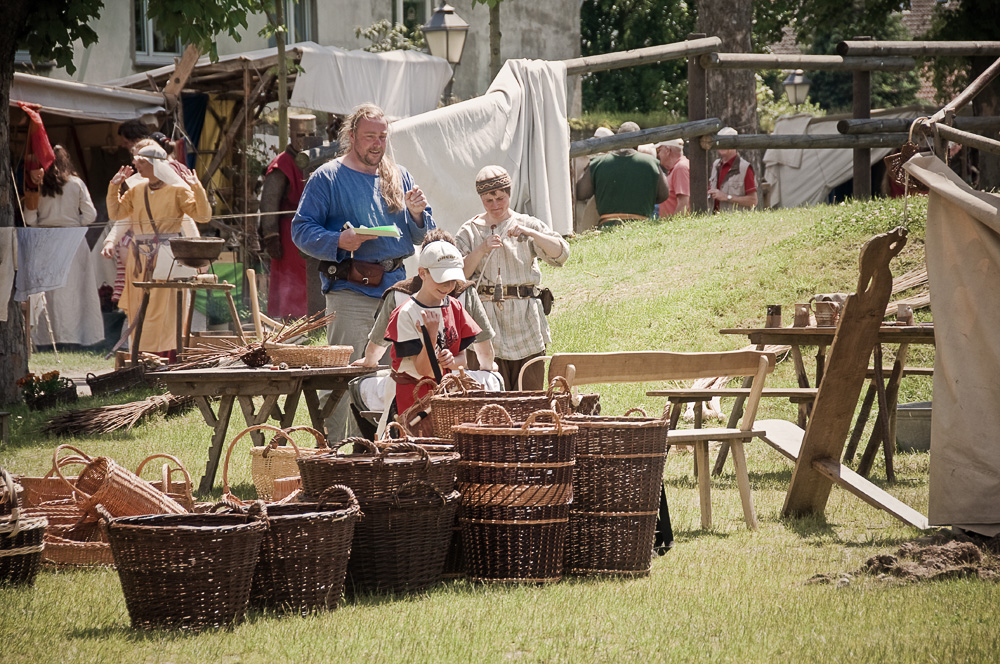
xmin=804 ymin=531 xmax=1000 ymax=586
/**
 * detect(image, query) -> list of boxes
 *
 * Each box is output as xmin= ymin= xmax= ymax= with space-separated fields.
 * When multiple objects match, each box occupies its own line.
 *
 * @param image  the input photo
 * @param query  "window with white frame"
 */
xmin=395 ymin=0 xmax=433 ymax=34
xmin=268 ymin=0 xmax=316 ymax=46
xmin=135 ymin=0 xmax=182 ymax=65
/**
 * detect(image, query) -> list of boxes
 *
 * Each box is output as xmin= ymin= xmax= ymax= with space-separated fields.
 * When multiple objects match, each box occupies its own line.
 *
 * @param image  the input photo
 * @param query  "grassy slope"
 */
xmin=3 ymin=197 xmax=997 ymax=664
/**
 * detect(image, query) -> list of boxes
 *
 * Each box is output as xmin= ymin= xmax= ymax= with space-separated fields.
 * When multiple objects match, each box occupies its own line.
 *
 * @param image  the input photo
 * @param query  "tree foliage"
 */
xmin=355 ymin=20 xmax=425 ymax=53
xmin=580 ymin=0 xmax=696 ymax=114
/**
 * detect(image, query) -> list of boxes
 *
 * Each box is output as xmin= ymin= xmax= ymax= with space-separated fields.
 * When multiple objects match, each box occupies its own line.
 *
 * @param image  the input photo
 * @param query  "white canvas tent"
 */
xmin=11 ymin=72 xmax=165 ymax=123
xmin=763 ymin=106 xmax=931 ymax=209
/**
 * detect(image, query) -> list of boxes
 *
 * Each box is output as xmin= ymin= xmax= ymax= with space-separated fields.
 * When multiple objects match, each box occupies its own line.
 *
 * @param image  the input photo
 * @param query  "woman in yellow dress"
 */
xmin=101 ymin=143 xmax=211 ymax=361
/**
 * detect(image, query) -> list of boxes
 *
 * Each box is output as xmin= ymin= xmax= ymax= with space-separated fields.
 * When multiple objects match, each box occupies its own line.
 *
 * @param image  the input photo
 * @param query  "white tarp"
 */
xmin=10 ymin=73 xmax=165 ymax=122
xmin=763 ymin=108 xmax=922 ymax=209
xmin=903 ymin=155 xmax=1000 ymax=535
xmin=290 ymin=43 xmax=453 ymax=121
xmin=390 ymin=59 xmax=572 ymax=237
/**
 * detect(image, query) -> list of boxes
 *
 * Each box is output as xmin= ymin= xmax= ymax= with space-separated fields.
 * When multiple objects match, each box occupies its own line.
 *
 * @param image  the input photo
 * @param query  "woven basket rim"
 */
xmin=356 ymin=488 xmax=461 ymax=509
xmin=451 ymin=423 xmax=579 ymax=436
xmin=104 ymin=513 xmax=266 ymax=534
xmin=262 ymin=503 xmax=361 ymax=522
xmin=563 ymin=415 xmax=668 ymax=429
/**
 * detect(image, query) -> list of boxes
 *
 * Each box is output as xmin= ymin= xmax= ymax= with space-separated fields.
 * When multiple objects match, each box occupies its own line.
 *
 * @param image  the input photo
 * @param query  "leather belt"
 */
xmin=477 ymin=284 xmax=538 ymax=298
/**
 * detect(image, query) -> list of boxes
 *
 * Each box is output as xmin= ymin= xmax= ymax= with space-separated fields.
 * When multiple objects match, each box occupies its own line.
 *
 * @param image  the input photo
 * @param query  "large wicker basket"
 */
xmin=102 ymin=504 xmax=268 ymax=630
xmin=346 ymin=480 xmax=459 ymax=594
xmin=298 ymin=437 xmax=459 ymax=503
xmin=428 ymin=377 xmax=574 ymax=439
xmin=460 ymin=502 xmax=568 ymax=583
xmin=52 ymin=444 xmax=186 ymax=518
xmin=265 ymin=343 xmax=352 ymax=368
xmin=249 ymin=485 xmax=360 ymax=614
xmin=1 ymin=469 xmax=47 ymax=587
xmin=562 ymin=410 xmax=669 ymax=576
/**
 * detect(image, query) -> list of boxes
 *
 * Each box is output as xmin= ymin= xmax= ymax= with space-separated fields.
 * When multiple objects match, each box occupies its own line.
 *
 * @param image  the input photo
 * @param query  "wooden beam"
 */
xmin=689 ymin=33 xmax=709 ymax=215
xmin=701 ymin=53 xmax=914 ymax=72
xmin=929 ymin=56 xmax=1000 ymax=126
xmin=162 ymin=44 xmax=201 ymax=108
xmin=812 ymin=457 xmax=929 ymax=529
xmin=563 ymin=37 xmax=721 ymax=76
xmin=700 ymin=133 xmax=909 ymax=150
xmin=838 ymin=116 xmax=1000 ymax=134
xmin=569 ymin=119 xmax=721 ymax=158
xmin=917 ymin=123 xmax=1000 ymax=158
xmin=838 ymin=40 xmax=1000 ymax=58
xmin=854 ymin=69 xmax=872 ymax=199
xmin=201 ymin=72 xmax=275 ymax=186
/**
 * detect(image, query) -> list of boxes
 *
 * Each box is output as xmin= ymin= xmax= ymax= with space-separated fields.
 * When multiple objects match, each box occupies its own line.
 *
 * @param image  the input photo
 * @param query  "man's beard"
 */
xmin=357 ymin=147 xmax=384 ymax=168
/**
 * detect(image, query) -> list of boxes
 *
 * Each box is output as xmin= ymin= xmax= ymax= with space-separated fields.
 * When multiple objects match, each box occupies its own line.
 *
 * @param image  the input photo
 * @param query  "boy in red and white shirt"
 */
xmin=386 ymin=241 xmax=481 ymax=414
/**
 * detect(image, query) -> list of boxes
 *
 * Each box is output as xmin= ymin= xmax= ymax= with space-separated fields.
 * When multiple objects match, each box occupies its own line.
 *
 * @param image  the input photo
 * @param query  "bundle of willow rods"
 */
xmin=42 ymin=394 xmax=196 ymax=436
xmin=168 ymin=311 xmax=336 ymax=370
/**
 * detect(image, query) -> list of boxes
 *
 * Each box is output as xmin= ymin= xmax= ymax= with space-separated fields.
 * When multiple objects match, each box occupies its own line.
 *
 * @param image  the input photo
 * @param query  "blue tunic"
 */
xmin=291 ymin=159 xmax=434 ymax=297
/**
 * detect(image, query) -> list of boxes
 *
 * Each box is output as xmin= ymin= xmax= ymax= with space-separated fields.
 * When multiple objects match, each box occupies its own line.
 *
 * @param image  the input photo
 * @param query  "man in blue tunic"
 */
xmin=292 ymin=102 xmax=434 ymax=437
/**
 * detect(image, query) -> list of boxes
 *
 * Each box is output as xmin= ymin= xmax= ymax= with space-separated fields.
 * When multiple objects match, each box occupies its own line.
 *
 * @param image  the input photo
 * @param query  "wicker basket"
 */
xmin=428 ymin=377 xmax=574 ymax=439
xmin=452 ymin=406 xmax=577 ymax=464
xmin=15 ymin=453 xmax=87 ymax=507
xmin=265 ymin=343 xmax=352 ymax=368
xmin=457 ymin=460 xmax=573 ymax=507
xmin=42 ymin=524 xmax=114 ymax=567
xmin=375 ymin=421 xmax=455 ymax=452
xmin=227 ymin=424 xmax=330 ymax=501
xmin=249 ymin=485 xmax=360 ymax=614
xmin=298 ymin=437 xmax=459 ymax=503
xmin=85 ymin=365 xmax=148 ymax=397
xmin=134 ymin=453 xmax=195 ymax=511
xmin=101 ymin=503 xmax=268 ymax=630
xmin=1 ymin=469 xmax=47 ymax=587
xmin=52 ymin=444 xmax=187 ymax=518
xmin=346 ymin=480 xmax=459 ymax=594
xmin=562 ymin=410 xmax=669 ymax=576
xmin=460 ymin=502 xmax=568 ymax=583
xmin=0 ymin=476 xmax=21 ymax=516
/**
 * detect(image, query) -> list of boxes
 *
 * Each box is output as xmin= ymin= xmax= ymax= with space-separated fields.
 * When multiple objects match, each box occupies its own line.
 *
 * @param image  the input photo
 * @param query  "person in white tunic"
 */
xmin=23 ymin=145 xmax=104 ymax=347
xmin=455 ymin=165 xmax=569 ymax=390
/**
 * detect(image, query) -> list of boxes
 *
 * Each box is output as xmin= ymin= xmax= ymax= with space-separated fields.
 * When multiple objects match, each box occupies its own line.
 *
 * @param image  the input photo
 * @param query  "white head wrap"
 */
xmin=134 ymin=144 xmax=187 ymax=189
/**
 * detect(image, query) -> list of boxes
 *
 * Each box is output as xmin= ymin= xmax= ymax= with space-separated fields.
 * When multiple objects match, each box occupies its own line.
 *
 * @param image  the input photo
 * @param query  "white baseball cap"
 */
xmin=718 ymin=126 xmax=738 ymax=136
xmin=656 ymin=138 xmax=685 ymax=150
xmin=419 ymin=241 xmax=467 ymax=283
xmin=593 ymin=127 xmax=614 ymax=138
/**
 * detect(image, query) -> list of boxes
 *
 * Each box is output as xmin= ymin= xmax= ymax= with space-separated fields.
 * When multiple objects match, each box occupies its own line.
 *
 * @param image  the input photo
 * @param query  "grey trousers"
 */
xmin=324 ymin=289 xmax=381 ymax=441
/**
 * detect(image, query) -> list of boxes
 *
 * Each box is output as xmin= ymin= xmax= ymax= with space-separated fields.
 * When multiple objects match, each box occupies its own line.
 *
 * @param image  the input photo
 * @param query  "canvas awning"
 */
xmin=10 ymin=73 xmax=165 ymax=124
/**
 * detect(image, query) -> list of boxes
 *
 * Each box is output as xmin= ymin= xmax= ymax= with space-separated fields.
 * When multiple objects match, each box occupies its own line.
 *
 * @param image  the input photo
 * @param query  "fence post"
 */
xmin=688 ymin=33 xmax=709 ymax=213
xmin=852 ymin=37 xmax=872 ymax=200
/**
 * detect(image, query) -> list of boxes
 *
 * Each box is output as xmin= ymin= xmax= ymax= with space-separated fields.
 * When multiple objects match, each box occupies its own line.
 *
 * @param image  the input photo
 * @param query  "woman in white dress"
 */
xmin=23 ymin=145 xmax=105 ymax=347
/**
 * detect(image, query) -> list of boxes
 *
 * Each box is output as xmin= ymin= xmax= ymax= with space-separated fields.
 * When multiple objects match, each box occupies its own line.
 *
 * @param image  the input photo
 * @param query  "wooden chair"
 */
xmin=533 ymin=350 xmax=776 ymax=530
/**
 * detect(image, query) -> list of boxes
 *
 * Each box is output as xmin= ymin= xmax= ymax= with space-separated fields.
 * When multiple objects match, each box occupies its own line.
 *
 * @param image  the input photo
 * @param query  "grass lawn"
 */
xmin=2 ymin=196 xmax=997 ymax=663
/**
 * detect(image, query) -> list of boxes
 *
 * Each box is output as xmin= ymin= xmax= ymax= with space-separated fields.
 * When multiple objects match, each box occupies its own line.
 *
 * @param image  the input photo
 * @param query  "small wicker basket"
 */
xmin=229 ymin=424 xmax=330 ymax=501
xmin=264 ymin=343 xmax=352 ymax=368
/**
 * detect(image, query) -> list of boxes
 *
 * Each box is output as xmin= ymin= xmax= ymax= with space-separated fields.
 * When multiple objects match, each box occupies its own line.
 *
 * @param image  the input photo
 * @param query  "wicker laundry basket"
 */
xmin=428 ymin=377 xmax=574 ymax=439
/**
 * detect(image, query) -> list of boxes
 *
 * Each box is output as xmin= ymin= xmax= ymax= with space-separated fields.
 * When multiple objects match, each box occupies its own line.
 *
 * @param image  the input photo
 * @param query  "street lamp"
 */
xmin=422 ymin=2 xmax=469 ymax=102
xmin=782 ymin=69 xmax=812 ymax=107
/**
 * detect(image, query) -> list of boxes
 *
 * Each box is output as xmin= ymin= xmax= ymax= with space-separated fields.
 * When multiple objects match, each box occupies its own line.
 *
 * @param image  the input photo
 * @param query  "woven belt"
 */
xmin=477 ymin=284 xmax=538 ymax=299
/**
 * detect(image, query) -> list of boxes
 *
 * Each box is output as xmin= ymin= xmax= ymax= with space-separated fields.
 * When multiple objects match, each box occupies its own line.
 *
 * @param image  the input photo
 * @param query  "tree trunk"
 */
xmin=696 ymin=0 xmax=761 ymax=182
xmin=1 ymin=0 xmax=32 ymax=404
xmin=489 ymin=3 xmax=501 ymax=80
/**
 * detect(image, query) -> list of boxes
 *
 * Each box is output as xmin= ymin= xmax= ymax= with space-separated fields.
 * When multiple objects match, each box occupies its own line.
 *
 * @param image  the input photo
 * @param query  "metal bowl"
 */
xmin=168 ymin=237 xmax=225 ymax=268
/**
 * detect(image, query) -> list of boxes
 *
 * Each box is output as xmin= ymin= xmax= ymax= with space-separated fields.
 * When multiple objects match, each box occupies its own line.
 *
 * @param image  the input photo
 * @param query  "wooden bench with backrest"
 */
xmin=529 ymin=350 xmax=776 ymax=530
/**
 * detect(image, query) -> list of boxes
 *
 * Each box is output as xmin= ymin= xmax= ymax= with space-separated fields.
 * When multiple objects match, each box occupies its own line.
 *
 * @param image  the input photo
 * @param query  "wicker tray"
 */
xmin=428 ymin=377 xmax=574 ymax=439
xmin=298 ymin=438 xmax=459 ymax=503
xmin=1 ymin=469 xmax=47 ymax=587
xmin=248 ymin=485 xmax=360 ymax=614
xmin=460 ymin=502 xmax=568 ymax=584
xmin=346 ymin=480 xmax=459 ymax=594
xmin=265 ymin=343 xmax=352 ymax=368
xmin=102 ymin=504 xmax=268 ymax=630
xmin=85 ymin=365 xmax=148 ymax=397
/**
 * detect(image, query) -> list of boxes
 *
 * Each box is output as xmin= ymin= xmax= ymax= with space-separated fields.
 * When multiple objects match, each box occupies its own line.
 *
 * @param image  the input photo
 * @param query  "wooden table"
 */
xmin=153 ymin=365 xmax=376 ymax=493
xmin=720 ymin=325 xmax=935 ymax=479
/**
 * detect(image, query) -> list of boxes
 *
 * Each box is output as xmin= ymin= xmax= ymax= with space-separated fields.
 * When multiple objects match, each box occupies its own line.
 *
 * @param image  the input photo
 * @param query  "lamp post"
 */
xmin=782 ymin=69 xmax=812 ymax=108
xmin=422 ymin=2 xmax=469 ymax=103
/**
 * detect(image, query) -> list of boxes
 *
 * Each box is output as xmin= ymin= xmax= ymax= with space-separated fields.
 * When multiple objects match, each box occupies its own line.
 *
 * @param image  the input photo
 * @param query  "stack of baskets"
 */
xmin=1 ymin=468 xmax=47 ymax=587
xmin=452 ymin=407 xmax=578 ymax=583
xmin=563 ymin=409 xmax=670 ymax=575
xmin=297 ymin=438 xmax=459 ymax=593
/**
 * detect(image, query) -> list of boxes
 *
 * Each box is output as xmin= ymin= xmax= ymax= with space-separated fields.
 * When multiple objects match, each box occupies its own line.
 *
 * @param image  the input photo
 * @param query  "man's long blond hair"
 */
xmin=339 ymin=103 xmax=405 ymax=213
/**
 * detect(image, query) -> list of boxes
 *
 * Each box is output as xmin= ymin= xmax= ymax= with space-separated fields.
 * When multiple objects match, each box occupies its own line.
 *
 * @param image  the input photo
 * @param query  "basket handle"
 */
xmin=51 ymin=444 xmax=96 ymax=501
xmin=134 ymin=453 xmax=193 ymax=509
xmin=334 ymin=437 xmax=379 ymax=457
xmin=476 ymin=404 xmax=514 ymax=426
xmin=221 ymin=424 xmax=298 ymax=498
xmin=317 ymin=484 xmax=359 ymax=511
xmin=282 ymin=425 xmax=330 ymax=451
xmin=410 ymin=377 xmax=440 ymax=401
xmin=624 ymin=407 xmax=647 ymax=417
xmin=547 ymin=375 xmax=571 ymax=396
xmin=393 ymin=479 xmax=446 ymax=508
xmin=379 ymin=420 xmax=410 ymax=441
xmin=378 ymin=442 xmax=431 ymax=471
xmin=246 ymin=499 xmax=269 ymax=525
xmin=95 ymin=503 xmax=114 ymax=523
xmin=522 ymin=409 xmax=563 ymax=434
xmin=0 ymin=468 xmax=22 ymax=531
xmin=435 ymin=373 xmax=468 ymax=395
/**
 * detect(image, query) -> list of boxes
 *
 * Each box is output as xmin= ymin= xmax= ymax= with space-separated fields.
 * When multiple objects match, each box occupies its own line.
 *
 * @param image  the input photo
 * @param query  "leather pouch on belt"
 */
xmin=538 ymin=287 xmax=554 ymax=316
xmin=348 ymin=260 xmax=384 ymax=287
